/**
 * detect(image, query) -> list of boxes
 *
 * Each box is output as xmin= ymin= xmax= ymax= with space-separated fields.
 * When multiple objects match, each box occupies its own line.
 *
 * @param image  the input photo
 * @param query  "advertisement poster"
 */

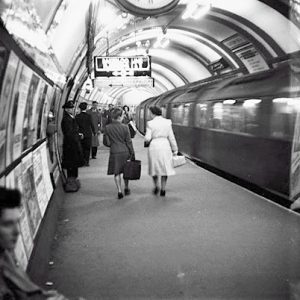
xmin=290 ymin=111 xmax=300 ymax=200
xmin=32 ymin=145 xmax=49 ymax=216
xmin=5 ymin=169 xmax=15 ymax=188
xmin=6 ymin=62 xmax=23 ymax=166
xmin=14 ymin=235 xmax=28 ymax=269
xmin=13 ymin=65 xmax=32 ymax=160
xmin=22 ymin=73 xmax=40 ymax=151
xmin=8 ymin=166 xmax=34 ymax=258
xmin=21 ymin=153 xmax=41 ymax=238
xmin=234 ymin=45 xmax=269 ymax=74
xmin=0 ymin=42 xmax=9 ymax=88
xmin=40 ymin=142 xmax=54 ymax=200
xmin=36 ymin=83 xmax=48 ymax=141
xmin=0 ymin=51 xmax=18 ymax=174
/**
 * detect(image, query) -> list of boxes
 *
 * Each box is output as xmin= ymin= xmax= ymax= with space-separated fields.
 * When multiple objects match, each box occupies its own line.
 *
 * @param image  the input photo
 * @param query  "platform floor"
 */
xmin=45 ymin=134 xmax=300 ymax=300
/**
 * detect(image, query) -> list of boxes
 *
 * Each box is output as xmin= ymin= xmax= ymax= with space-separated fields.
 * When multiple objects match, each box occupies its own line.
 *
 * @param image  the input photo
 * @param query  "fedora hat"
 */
xmin=62 ymin=101 xmax=74 ymax=109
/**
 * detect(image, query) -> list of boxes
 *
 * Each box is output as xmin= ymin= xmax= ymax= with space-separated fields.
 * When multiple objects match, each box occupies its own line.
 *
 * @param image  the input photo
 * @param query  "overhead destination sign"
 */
xmin=94 ymin=55 xmax=151 ymax=77
xmin=94 ymin=76 xmax=154 ymax=88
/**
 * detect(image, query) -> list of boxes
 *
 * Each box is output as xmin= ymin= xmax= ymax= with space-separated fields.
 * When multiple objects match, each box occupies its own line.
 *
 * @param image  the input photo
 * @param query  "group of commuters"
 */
xmin=61 ymin=100 xmax=178 ymax=198
xmin=0 ymin=104 xmax=178 ymax=298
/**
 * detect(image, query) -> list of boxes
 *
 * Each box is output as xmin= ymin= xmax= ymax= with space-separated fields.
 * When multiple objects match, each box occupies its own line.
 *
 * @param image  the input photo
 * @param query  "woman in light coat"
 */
xmin=145 ymin=106 xmax=178 ymax=196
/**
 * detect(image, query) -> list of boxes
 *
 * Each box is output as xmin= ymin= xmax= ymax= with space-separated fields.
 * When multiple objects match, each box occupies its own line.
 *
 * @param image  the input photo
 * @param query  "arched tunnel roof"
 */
xmin=1 ymin=0 xmax=299 ymax=106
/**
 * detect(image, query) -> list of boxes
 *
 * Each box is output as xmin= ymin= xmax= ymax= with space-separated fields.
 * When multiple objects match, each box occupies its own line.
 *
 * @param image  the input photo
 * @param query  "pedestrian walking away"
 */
xmin=144 ymin=106 xmax=178 ymax=197
xmin=104 ymin=107 xmax=135 ymax=199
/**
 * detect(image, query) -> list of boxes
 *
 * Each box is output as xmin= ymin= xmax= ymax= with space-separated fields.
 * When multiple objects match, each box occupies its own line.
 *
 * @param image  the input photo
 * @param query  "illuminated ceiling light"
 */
xmin=121 ymin=11 xmax=128 ymax=18
xmin=99 ymin=6 xmax=116 ymax=26
xmin=160 ymin=37 xmax=170 ymax=48
xmin=273 ymin=98 xmax=288 ymax=103
xmin=182 ymin=2 xmax=211 ymax=20
xmin=223 ymin=99 xmax=236 ymax=105
xmin=192 ymin=4 xmax=211 ymax=19
xmin=243 ymin=99 xmax=262 ymax=107
xmin=153 ymin=27 xmax=169 ymax=48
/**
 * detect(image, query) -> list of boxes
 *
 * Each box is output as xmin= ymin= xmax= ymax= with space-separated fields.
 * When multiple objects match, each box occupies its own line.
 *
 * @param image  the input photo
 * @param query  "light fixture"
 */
xmin=154 ymin=27 xmax=170 ymax=49
xmin=182 ymin=2 xmax=211 ymax=20
xmin=223 ymin=99 xmax=236 ymax=105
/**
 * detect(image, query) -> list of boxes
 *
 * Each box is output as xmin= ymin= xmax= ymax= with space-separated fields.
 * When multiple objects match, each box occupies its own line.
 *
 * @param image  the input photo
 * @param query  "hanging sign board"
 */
xmin=94 ymin=55 xmax=151 ymax=77
xmin=94 ymin=76 xmax=154 ymax=88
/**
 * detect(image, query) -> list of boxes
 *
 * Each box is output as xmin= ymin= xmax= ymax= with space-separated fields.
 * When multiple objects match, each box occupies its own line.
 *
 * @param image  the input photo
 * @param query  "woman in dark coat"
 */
xmin=122 ymin=105 xmax=136 ymax=138
xmin=61 ymin=101 xmax=84 ymax=180
xmin=104 ymin=107 xmax=135 ymax=199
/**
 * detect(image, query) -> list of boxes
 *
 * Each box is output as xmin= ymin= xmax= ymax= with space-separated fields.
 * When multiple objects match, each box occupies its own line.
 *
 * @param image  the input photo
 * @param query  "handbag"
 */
xmin=123 ymin=160 xmax=141 ymax=180
xmin=172 ymin=155 xmax=186 ymax=168
xmin=128 ymin=122 xmax=136 ymax=138
xmin=103 ymin=134 xmax=111 ymax=147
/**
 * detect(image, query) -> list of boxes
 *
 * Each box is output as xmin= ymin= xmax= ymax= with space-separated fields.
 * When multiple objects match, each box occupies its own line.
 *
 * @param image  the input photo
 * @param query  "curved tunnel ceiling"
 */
xmin=69 ymin=0 xmax=300 ymax=104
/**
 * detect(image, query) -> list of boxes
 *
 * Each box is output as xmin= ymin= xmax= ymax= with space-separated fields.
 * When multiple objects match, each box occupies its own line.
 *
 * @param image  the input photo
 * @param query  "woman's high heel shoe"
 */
xmin=118 ymin=192 xmax=124 ymax=199
xmin=160 ymin=190 xmax=166 ymax=197
xmin=153 ymin=187 xmax=159 ymax=195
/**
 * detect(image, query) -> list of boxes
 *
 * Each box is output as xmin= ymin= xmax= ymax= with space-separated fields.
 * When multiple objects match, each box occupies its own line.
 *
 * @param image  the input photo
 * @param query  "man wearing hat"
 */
xmin=61 ymin=101 xmax=84 ymax=191
xmin=75 ymin=102 xmax=96 ymax=167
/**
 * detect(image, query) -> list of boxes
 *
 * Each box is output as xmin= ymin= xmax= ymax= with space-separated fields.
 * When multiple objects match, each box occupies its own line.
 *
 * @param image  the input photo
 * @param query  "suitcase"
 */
xmin=172 ymin=155 xmax=186 ymax=168
xmin=123 ymin=160 xmax=141 ymax=180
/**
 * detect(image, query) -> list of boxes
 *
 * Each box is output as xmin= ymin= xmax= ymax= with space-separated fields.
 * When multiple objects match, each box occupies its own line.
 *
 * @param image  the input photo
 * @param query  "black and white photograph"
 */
xmin=0 ymin=1 xmax=299 ymax=299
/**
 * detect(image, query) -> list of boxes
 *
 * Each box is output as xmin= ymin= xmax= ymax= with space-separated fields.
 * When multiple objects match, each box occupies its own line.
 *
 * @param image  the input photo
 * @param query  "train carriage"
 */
xmin=136 ymin=62 xmax=300 ymax=199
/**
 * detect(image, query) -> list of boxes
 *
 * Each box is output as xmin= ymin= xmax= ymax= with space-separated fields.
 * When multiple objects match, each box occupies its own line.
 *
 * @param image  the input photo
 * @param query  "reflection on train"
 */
xmin=136 ymin=61 xmax=300 ymax=200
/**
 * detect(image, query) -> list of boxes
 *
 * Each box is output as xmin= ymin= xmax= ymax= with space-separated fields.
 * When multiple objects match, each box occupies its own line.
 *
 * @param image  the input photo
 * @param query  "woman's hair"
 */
xmin=122 ymin=105 xmax=129 ymax=112
xmin=112 ymin=107 xmax=123 ymax=120
xmin=149 ymin=106 xmax=162 ymax=116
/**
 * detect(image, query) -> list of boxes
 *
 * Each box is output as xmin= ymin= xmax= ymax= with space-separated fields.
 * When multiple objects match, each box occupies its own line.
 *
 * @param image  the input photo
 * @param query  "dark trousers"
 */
xmin=83 ymin=147 xmax=91 ymax=164
xmin=67 ymin=167 xmax=78 ymax=178
xmin=91 ymin=147 xmax=97 ymax=158
xmin=81 ymin=138 xmax=91 ymax=165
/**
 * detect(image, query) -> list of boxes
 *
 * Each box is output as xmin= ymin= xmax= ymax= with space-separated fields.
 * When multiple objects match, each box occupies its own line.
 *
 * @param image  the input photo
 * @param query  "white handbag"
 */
xmin=172 ymin=155 xmax=186 ymax=168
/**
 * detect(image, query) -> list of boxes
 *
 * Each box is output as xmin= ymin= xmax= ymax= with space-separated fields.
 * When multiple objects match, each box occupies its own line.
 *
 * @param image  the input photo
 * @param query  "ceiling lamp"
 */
xmin=182 ymin=2 xmax=211 ymax=20
xmin=154 ymin=27 xmax=170 ymax=48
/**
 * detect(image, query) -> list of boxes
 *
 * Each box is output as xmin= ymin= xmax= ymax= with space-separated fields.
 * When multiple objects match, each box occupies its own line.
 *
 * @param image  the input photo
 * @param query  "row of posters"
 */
xmin=5 ymin=142 xmax=53 ymax=268
xmin=0 ymin=46 xmax=54 ymax=175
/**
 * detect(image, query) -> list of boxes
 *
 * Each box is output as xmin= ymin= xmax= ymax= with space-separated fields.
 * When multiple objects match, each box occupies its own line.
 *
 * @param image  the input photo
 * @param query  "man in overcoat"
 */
xmin=87 ymin=101 xmax=102 ymax=159
xmin=61 ymin=101 xmax=84 ymax=184
xmin=75 ymin=102 xmax=96 ymax=166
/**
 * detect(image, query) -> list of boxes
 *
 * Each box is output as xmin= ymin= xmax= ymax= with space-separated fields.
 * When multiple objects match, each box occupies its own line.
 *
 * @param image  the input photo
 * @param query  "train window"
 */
xmin=242 ymin=99 xmax=261 ymax=135
xmin=195 ymin=103 xmax=208 ymax=128
xmin=270 ymin=97 xmax=300 ymax=140
xmin=196 ymin=98 xmax=260 ymax=135
xmin=161 ymin=105 xmax=167 ymax=117
xmin=171 ymin=103 xmax=192 ymax=126
xmin=182 ymin=103 xmax=192 ymax=126
xmin=171 ymin=103 xmax=182 ymax=125
xmin=221 ymin=100 xmax=244 ymax=132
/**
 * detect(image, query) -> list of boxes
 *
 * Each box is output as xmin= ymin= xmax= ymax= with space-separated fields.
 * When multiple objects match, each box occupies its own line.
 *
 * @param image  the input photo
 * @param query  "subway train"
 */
xmin=136 ymin=61 xmax=300 ymax=201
